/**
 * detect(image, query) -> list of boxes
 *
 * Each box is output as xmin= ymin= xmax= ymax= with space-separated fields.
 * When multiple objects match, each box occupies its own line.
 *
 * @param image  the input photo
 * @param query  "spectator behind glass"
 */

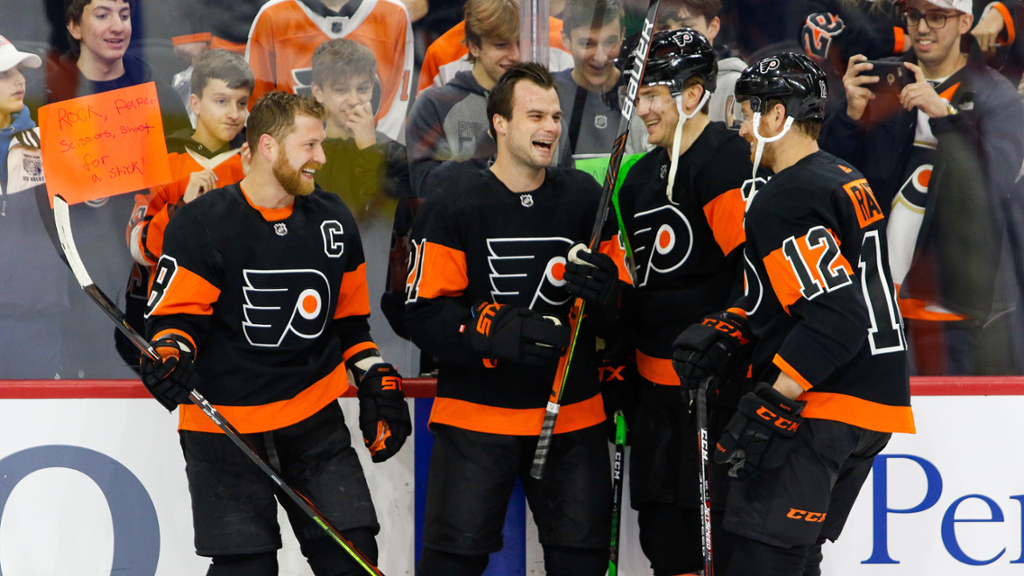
xmin=820 ymin=0 xmax=1024 ymax=375
xmin=0 ymin=37 xmax=70 ymax=379
xmin=44 ymin=0 xmax=189 ymax=378
xmin=656 ymin=0 xmax=745 ymax=126
xmin=310 ymin=38 xmax=415 ymax=344
xmin=168 ymin=0 xmax=273 ymax=61
xmin=416 ymin=8 xmax=574 ymax=92
xmin=555 ymin=0 xmax=650 ymax=160
xmin=406 ymin=0 xmax=575 ymax=197
xmin=245 ymin=0 xmax=415 ymax=142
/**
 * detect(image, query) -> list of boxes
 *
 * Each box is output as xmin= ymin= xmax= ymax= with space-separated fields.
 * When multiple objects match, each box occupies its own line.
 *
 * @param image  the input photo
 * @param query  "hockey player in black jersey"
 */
xmin=405 ymin=62 xmax=624 ymax=576
xmin=142 ymin=92 xmax=410 ymax=576
xmin=611 ymin=27 xmax=757 ymax=576
xmin=673 ymin=53 xmax=915 ymax=576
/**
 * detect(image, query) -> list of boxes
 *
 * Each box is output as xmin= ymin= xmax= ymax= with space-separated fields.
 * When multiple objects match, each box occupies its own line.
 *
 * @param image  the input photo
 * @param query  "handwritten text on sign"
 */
xmin=40 ymin=82 xmax=172 ymax=205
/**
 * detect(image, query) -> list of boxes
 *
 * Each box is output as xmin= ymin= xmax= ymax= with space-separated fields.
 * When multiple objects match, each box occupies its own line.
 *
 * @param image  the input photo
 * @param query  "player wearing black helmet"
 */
xmin=674 ymin=53 xmax=914 ymax=575
xmin=610 ymin=27 xmax=761 ymax=576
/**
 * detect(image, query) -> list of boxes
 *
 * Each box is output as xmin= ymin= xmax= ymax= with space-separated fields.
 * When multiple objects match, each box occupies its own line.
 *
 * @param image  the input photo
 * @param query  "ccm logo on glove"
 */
xmin=702 ymin=316 xmax=750 ymax=345
xmin=755 ymin=406 xmax=801 ymax=432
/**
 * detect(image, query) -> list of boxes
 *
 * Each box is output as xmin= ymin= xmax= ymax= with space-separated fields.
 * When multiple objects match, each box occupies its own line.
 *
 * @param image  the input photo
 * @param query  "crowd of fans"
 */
xmin=1 ymin=0 xmax=1023 ymax=380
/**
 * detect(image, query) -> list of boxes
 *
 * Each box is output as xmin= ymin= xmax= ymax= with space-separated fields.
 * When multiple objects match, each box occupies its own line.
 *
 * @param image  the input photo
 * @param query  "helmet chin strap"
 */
xmin=746 ymin=111 xmax=794 ymax=209
xmin=666 ymin=88 xmax=713 ymax=204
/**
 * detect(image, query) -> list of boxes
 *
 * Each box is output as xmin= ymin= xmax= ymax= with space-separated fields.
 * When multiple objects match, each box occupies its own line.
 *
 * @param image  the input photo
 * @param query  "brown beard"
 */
xmin=272 ymin=154 xmax=320 ymax=197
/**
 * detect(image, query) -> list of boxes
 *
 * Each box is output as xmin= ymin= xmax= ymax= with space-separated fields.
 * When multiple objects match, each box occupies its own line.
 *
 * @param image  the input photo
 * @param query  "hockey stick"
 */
xmin=608 ymin=409 xmax=627 ymax=576
xmin=51 ymin=195 xmax=385 ymax=576
xmin=529 ymin=0 xmax=661 ymax=480
xmin=691 ymin=376 xmax=715 ymax=576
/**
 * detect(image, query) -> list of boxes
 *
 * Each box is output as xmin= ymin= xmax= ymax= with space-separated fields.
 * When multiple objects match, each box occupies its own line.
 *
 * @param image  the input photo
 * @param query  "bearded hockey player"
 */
xmin=405 ymin=62 xmax=623 ymax=576
xmin=142 ymin=92 xmax=410 ymax=576
xmin=673 ymin=53 xmax=915 ymax=575
xmin=612 ymin=27 xmax=753 ymax=576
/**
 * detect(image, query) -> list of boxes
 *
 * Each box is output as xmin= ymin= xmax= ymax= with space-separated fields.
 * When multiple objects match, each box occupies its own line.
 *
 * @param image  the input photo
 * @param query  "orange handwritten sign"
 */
xmin=39 ymin=82 xmax=172 ymax=205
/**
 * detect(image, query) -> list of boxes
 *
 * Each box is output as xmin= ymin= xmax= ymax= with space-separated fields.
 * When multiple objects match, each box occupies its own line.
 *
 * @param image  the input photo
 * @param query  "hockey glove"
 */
xmin=464 ymin=301 xmax=570 ymax=366
xmin=672 ymin=310 xmax=753 ymax=391
xmin=563 ymin=243 xmax=620 ymax=325
xmin=139 ymin=334 xmax=199 ymax=411
xmin=715 ymin=382 xmax=805 ymax=479
xmin=598 ymin=349 xmax=640 ymax=444
xmin=353 ymin=362 xmax=411 ymax=463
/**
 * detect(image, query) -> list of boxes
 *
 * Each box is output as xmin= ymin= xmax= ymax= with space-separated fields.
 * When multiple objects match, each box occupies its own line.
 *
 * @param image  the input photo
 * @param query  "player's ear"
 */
xmin=258 ymin=133 xmax=277 ymax=162
xmin=684 ymin=83 xmax=704 ymax=112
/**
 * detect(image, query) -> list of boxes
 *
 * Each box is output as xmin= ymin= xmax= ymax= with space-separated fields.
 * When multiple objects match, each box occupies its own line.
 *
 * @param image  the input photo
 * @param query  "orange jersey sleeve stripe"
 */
xmin=342 ymin=341 xmax=379 ymax=362
xmin=178 ymin=361 xmax=350 ymax=433
xmin=702 ymin=188 xmax=746 ymax=256
xmin=335 ymin=262 xmax=372 ymax=319
xmin=764 ymin=229 xmax=853 ymax=312
xmin=636 ymin=349 xmax=679 ymax=386
xmin=413 ymin=241 xmax=468 ymax=299
xmin=149 ymin=265 xmax=221 ymax=317
xmin=995 ymin=2 xmax=1016 ymax=46
xmin=800 ymin=391 xmax=915 ymax=434
xmin=842 ymin=179 xmax=884 ymax=229
xmin=428 ymin=394 xmax=604 ymax=435
xmin=773 ymin=354 xmax=814 ymax=391
xmin=896 ymin=293 xmax=969 ymax=321
xmin=599 ymin=236 xmax=634 ymax=285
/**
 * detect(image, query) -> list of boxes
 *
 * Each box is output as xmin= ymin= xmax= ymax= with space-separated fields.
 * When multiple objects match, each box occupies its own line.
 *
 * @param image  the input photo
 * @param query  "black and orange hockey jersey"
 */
xmin=145 ymin=183 xmax=377 ymax=434
xmin=615 ymin=122 xmax=752 ymax=385
xmin=246 ymin=0 xmax=414 ymax=141
xmin=127 ymin=130 xmax=245 ymax=267
xmin=737 ymin=151 xmax=913 ymax=434
xmin=404 ymin=165 xmax=613 ymax=436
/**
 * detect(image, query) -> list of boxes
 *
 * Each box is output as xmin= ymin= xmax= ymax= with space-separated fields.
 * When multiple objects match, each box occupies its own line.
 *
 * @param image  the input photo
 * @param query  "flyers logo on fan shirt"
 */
xmin=242 ymin=269 xmax=332 ymax=347
xmin=486 ymin=237 xmax=574 ymax=307
xmin=632 ymin=205 xmax=693 ymax=287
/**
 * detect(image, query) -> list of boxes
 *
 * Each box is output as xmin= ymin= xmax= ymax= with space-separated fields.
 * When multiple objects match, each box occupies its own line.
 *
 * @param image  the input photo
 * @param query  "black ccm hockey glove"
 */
xmin=715 ymin=382 xmax=806 ymax=479
xmin=349 ymin=354 xmax=411 ymax=463
xmin=563 ymin=243 xmax=620 ymax=328
xmin=464 ymin=301 xmax=570 ymax=366
xmin=672 ymin=310 xmax=753 ymax=391
xmin=139 ymin=334 xmax=199 ymax=411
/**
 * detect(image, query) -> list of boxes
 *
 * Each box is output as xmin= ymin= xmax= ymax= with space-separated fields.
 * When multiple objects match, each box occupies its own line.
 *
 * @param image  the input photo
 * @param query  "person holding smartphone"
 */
xmin=820 ymin=0 xmax=1024 ymax=376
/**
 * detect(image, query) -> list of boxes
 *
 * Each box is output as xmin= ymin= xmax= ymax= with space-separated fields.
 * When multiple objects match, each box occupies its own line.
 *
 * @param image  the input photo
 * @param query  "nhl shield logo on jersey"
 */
xmin=520 ymin=194 xmax=534 ymax=208
xmin=486 ymin=237 xmax=574 ymax=308
xmin=242 ymin=269 xmax=332 ymax=347
xmin=595 ymin=115 xmax=608 ymax=129
xmin=274 ymin=223 xmax=288 ymax=236
xmin=632 ymin=205 xmax=694 ymax=287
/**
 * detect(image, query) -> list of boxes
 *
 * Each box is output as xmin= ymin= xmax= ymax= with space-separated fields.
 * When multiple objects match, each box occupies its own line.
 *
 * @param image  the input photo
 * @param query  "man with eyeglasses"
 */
xmin=821 ymin=0 xmax=1024 ymax=376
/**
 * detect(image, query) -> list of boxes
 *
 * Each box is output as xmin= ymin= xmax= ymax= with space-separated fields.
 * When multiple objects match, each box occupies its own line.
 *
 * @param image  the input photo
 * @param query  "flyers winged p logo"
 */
xmin=758 ymin=58 xmax=781 ymax=74
xmin=632 ymin=205 xmax=693 ymax=287
xmin=486 ymin=237 xmax=574 ymax=308
xmin=242 ymin=269 xmax=332 ymax=347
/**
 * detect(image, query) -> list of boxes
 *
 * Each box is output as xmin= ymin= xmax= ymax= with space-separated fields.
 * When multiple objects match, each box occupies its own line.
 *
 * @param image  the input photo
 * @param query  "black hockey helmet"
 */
xmin=619 ymin=28 xmax=718 ymax=96
xmin=734 ymin=52 xmax=827 ymax=120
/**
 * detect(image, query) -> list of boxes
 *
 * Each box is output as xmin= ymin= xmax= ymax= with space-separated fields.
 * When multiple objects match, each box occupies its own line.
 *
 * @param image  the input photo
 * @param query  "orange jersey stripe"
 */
xmin=800 ymin=391 xmax=915 ymax=434
xmin=635 ymin=349 xmax=679 ymax=386
xmin=897 ymin=293 xmax=969 ymax=321
xmin=411 ymin=241 xmax=468 ymax=300
xmin=763 ymin=228 xmax=852 ymax=313
xmin=842 ymin=178 xmax=884 ymax=229
xmin=428 ymin=394 xmax=604 ymax=435
xmin=702 ymin=187 xmax=746 ymax=256
xmin=148 ymin=264 xmax=220 ymax=317
xmin=599 ymin=235 xmax=633 ymax=284
xmin=241 ymin=184 xmax=295 ymax=220
xmin=153 ymin=328 xmax=198 ymax=356
xmin=178 ymin=360 xmax=350 ymax=433
xmin=335 ymin=262 xmax=372 ymax=319
xmin=773 ymin=354 xmax=814 ymax=391
xmin=342 ymin=341 xmax=379 ymax=362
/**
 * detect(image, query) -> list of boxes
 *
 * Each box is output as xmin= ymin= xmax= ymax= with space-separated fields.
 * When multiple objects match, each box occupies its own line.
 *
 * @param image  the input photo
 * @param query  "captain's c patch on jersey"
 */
xmin=242 ymin=269 xmax=332 ymax=347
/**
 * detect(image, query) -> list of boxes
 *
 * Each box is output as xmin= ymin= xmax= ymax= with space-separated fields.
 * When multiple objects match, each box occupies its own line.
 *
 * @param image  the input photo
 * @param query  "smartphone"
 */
xmin=862 ymin=60 xmax=910 ymax=93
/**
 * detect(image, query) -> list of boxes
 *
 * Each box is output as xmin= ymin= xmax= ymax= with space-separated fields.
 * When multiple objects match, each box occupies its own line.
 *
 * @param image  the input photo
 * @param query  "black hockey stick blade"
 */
xmin=51 ymin=194 xmax=385 ymax=576
xmin=529 ymin=0 xmax=661 ymax=480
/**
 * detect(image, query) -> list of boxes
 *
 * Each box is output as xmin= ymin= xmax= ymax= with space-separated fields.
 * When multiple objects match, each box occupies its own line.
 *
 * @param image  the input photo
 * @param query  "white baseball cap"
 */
xmin=924 ymin=0 xmax=972 ymax=14
xmin=0 ymin=36 xmax=42 ymax=73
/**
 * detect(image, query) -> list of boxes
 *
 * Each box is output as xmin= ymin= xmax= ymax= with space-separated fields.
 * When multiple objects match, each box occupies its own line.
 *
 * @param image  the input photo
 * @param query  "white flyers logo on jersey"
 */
xmin=632 ymin=205 xmax=693 ymax=287
xmin=486 ymin=237 xmax=574 ymax=308
xmin=242 ymin=269 xmax=332 ymax=347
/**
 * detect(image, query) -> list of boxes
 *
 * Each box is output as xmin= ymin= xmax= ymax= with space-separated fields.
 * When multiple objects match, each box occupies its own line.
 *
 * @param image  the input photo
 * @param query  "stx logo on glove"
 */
xmin=474 ymin=302 xmax=504 ymax=336
xmin=755 ymin=406 xmax=801 ymax=432
xmin=381 ymin=376 xmax=402 ymax=391
xmin=598 ymin=365 xmax=625 ymax=382
xmin=701 ymin=317 xmax=751 ymax=345
xmin=787 ymin=508 xmax=827 ymax=522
